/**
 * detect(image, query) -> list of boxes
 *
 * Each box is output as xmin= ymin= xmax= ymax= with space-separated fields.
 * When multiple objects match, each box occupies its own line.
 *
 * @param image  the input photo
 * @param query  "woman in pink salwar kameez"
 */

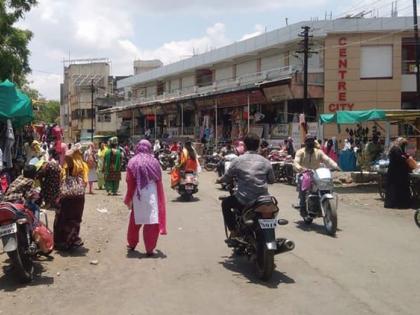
xmin=124 ymin=140 xmax=167 ymax=256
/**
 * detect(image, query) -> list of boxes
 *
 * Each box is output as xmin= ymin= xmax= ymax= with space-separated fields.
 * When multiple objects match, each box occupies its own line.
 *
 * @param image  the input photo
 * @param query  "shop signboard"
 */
xmin=291 ymin=123 xmax=301 ymax=148
xmin=250 ymin=126 xmax=264 ymax=138
xmin=271 ymin=124 xmax=289 ymax=138
xmin=307 ymin=122 xmax=319 ymax=138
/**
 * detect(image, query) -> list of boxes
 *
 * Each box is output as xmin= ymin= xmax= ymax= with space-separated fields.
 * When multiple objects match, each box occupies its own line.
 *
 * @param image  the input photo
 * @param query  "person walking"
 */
xmin=124 ymin=140 xmax=167 ymax=255
xmin=103 ymin=137 xmax=122 ymax=195
xmin=84 ymin=143 xmax=98 ymax=194
xmin=385 ymin=137 xmax=412 ymax=209
xmin=54 ymin=144 xmax=88 ymax=250
xmin=96 ymin=142 xmax=106 ymax=190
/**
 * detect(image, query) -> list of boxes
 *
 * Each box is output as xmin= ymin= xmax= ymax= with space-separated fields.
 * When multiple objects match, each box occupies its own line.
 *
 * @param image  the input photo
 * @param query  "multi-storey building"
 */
xmin=60 ymin=59 xmax=111 ymax=142
xmin=104 ymin=17 xmax=420 ymax=149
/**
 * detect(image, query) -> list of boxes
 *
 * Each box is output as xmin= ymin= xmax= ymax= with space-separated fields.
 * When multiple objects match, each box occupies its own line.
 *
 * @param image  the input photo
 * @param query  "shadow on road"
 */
xmin=334 ymin=184 xmax=378 ymax=195
xmin=219 ymin=255 xmax=295 ymax=289
xmin=294 ymin=221 xmax=341 ymax=237
xmin=171 ymin=197 xmax=201 ymax=203
xmin=55 ymin=246 xmax=90 ymax=257
xmin=0 ymin=257 xmax=54 ymax=292
xmin=126 ymin=249 xmax=167 ymax=260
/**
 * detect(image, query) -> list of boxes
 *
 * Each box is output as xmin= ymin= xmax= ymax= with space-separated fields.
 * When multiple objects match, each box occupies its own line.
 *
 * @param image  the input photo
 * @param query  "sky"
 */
xmin=17 ymin=0 xmax=415 ymax=100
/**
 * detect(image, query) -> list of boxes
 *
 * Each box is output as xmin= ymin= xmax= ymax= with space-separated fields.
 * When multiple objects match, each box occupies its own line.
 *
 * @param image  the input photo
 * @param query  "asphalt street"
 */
xmin=0 ymin=171 xmax=419 ymax=315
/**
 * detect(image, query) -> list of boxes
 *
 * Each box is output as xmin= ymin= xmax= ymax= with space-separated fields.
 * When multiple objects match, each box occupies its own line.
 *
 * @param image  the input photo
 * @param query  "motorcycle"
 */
xmin=220 ymin=153 xmax=238 ymax=189
xmin=219 ymin=189 xmax=294 ymax=281
xmin=203 ymin=153 xmax=221 ymax=172
xmin=415 ymin=209 xmax=420 ymax=228
xmin=299 ymin=168 xmax=338 ymax=236
xmin=159 ymin=151 xmax=178 ymax=171
xmin=177 ymin=171 xmax=199 ymax=201
xmin=0 ymin=202 xmax=53 ymax=283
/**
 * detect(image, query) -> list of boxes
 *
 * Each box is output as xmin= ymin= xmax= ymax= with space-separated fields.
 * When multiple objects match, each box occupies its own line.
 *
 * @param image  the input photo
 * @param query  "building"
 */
xmin=61 ymin=59 xmax=111 ymax=142
xmin=134 ymin=60 xmax=163 ymax=75
xmin=104 ymin=17 xmax=420 ymax=148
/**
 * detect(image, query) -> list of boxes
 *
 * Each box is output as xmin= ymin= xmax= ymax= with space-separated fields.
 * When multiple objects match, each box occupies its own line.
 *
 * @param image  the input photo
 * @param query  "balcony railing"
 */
xmin=118 ymin=66 xmax=298 ymax=107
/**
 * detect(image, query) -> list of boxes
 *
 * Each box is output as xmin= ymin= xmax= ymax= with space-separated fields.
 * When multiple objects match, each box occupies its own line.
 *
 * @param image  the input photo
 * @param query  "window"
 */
xmin=360 ymin=45 xmax=393 ymax=79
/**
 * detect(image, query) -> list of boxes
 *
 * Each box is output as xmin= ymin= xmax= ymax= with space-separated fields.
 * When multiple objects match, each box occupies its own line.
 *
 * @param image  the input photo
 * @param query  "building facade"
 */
xmin=104 ymin=17 xmax=419 ymax=147
xmin=61 ymin=59 xmax=111 ymax=142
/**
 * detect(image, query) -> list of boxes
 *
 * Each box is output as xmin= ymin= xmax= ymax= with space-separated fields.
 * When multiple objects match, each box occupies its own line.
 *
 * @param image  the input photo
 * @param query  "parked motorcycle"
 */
xmin=300 ymin=168 xmax=338 ymax=236
xmin=203 ymin=153 xmax=221 ymax=172
xmin=0 ymin=202 xmax=53 ymax=283
xmin=177 ymin=171 xmax=199 ymax=201
xmin=219 ymin=191 xmax=294 ymax=281
xmin=159 ymin=151 xmax=178 ymax=171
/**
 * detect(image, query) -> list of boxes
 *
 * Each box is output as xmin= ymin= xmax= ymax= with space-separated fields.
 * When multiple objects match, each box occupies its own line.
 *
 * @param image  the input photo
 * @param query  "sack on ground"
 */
xmin=33 ymin=224 xmax=54 ymax=254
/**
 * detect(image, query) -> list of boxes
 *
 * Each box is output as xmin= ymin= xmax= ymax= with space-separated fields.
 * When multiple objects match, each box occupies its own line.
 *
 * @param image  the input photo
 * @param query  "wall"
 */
xmin=236 ymin=60 xmax=257 ymax=77
xmin=146 ymin=84 xmax=157 ymax=97
xmin=182 ymin=75 xmax=195 ymax=89
xmin=261 ymin=54 xmax=285 ymax=71
xmin=215 ymin=66 xmax=233 ymax=81
xmin=323 ymin=33 xmax=404 ymax=139
xmin=96 ymin=112 xmax=121 ymax=133
xmin=170 ymin=78 xmax=181 ymax=92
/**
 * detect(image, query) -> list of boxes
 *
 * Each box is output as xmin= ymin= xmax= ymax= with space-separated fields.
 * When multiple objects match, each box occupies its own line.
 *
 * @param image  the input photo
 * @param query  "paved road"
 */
xmin=0 ymin=171 xmax=419 ymax=315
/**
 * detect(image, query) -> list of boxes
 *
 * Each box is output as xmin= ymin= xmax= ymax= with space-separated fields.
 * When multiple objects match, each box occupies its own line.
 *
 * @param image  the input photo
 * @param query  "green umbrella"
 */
xmin=0 ymin=79 xmax=34 ymax=127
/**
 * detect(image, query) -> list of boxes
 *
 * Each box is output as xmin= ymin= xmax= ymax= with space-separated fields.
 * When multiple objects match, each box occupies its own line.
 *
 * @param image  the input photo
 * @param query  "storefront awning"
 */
xmin=0 ymin=80 xmax=33 ymax=127
xmin=320 ymin=109 xmax=386 ymax=124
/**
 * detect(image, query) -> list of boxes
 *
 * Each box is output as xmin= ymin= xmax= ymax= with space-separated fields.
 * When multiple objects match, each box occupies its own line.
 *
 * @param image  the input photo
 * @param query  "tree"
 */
xmin=34 ymin=100 xmax=60 ymax=124
xmin=0 ymin=0 xmax=38 ymax=86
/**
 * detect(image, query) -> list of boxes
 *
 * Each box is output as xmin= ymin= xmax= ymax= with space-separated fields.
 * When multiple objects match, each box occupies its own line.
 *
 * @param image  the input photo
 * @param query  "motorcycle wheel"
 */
xmin=8 ymin=228 xmax=34 ymax=283
xmin=414 ymin=210 xmax=420 ymax=228
xmin=303 ymin=217 xmax=313 ymax=225
xmin=323 ymin=199 xmax=338 ymax=236
xmin=204 ymin=164 xmax=215 ymax=172
xmin=255 ymin=238 xmax=274 ymax=282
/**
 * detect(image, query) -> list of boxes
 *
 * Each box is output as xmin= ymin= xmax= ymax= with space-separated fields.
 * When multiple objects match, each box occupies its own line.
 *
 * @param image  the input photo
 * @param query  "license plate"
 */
xmin=259 ymin=219 xmax=277 ymax=229
xmin=185 ymin=185 xmax=194 ymax=191
xmin=0 ymin=223 xmax=17 ymax=238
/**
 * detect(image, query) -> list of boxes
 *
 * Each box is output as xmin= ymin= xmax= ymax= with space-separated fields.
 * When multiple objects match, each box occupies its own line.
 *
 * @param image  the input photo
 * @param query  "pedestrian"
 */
xmin=103 ymin=137 xmax=122 ymax=195
xmin=384 ymin=137 xmax=412 ymax=209
xmin=96 ymin=142 xmax=107 ymax=190
xmin=54 ymin=144 xmax=88 ymax=250
xmin=84 ymin=143 xmax=98 ymax=194
xmin=322 ymin=139 xmax=338 ymax=162
xmin=124 ymin=139 xmax=167 ymax=255
xmin=36 ymin=159 xmax=61 ymax=209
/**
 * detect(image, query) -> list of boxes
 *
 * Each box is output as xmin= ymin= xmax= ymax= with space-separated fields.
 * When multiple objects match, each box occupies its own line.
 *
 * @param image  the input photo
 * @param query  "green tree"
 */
xmin=34 ymin=100 xmax=60 ymax=124
xmin=0 ymin=0 xmax=38 ymax=86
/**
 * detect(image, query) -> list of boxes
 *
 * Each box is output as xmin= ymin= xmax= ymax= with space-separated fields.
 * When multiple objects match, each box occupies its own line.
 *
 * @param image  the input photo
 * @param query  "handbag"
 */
xmin=60 ymin=175 xmax=85 ymax=199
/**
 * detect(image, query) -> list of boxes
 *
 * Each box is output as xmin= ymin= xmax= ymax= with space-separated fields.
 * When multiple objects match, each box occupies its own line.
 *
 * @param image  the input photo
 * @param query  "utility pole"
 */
xmin=296 ymin=26 xmax=316 ymax=111
xmin=91 ymin=79 xmax=95 ymax=142
xmin=413 ymin=0 xmax=420 ymax=108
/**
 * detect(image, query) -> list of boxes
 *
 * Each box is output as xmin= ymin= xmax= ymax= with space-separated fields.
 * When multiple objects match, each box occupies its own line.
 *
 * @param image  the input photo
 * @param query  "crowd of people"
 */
xmin=2 ymin=127 xmax=417 ymax=258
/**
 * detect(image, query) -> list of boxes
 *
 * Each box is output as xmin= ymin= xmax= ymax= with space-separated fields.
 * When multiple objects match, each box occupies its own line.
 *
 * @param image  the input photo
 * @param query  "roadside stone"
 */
xmin=90 ymin=260 xmax=99 ymax=265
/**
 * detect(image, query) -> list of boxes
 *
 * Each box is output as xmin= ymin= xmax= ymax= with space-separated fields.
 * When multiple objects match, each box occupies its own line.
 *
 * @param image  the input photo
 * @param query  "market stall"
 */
xmin=319 ymin=109 xmax=420 ymax=201
xmin=0 ymin=80 xmax=34 ymax=183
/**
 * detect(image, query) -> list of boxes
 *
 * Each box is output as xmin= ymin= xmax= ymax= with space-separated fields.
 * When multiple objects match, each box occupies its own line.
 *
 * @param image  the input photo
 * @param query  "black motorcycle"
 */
xmin=158 ymin=151 xmax=178 ymax=171
xmin=203 ymin=153 xmax=221 ymax=172
xmin=219 ymin=186 xmax=294 ymax=281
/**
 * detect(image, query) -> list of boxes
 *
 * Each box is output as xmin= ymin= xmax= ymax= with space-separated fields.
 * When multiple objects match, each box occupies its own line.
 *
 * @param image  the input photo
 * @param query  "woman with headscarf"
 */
xmin=103 ymin=137 xmax=122 ymax=195
xmin=96 ymin=142 xmax=107 ymax=190
xmin=84 ymin=143 xmax=98 ymax=194
xmin=54 ymin=144 xmax=89 ymax=250
xmin=384 ymin=137 xmax=412 ymax=209
xmin=124 ymin=140 xmax=167 ymax=255
xmin=170 ymin=141 xmax=198 ymax=188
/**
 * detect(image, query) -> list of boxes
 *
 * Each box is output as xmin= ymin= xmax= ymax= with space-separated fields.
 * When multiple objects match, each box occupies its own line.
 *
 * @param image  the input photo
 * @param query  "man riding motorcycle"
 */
xmin=217 ymin=133 xmax=275 ymax=239
xmin=293 ymin=134 xmax=339 ymax=218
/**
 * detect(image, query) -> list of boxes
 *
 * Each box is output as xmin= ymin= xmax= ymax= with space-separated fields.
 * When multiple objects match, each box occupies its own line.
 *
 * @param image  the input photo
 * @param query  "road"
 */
xmin=0 ymin=171 xmax=419 ymax=315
